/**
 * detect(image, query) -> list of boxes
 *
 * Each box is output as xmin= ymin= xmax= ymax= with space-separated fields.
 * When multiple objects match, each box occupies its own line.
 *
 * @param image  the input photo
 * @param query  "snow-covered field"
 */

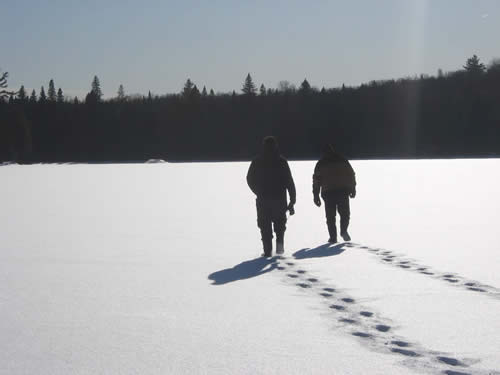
xmin=1 ymin=159 xmax=499 ymax=375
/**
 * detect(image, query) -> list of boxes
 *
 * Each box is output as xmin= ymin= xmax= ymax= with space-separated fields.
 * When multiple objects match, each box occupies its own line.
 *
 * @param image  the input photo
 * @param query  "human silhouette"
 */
xmin=247 ymin=136 xmax=296 ymax=257
xmin=313 ymin=145 xmax=356 ymax=243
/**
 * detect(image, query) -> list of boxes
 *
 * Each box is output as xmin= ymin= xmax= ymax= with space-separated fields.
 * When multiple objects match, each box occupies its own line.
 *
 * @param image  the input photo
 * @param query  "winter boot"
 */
xmin=340 ymin=231 xmax=351 ymax=241
xmin=327 ymin=221 xmax=337 ymax=244
xmin=262 ymin=237 xmax=272 ymax=257
xmin=276 ymin=232 xmax=285 ymax=255
xmin=276 ymin=242 xmax=284 ymax=255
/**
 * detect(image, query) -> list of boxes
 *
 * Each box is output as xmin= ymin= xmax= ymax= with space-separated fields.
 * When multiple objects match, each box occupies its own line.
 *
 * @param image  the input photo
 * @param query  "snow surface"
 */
xmin=1 ymin=160 xmax=499 ymax=375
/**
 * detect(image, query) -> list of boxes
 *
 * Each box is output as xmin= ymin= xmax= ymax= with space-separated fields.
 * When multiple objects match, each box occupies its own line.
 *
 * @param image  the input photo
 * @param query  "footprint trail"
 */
xmin=274 ymin=254 xmax=498 ymax=375
xmin=345 ymin=243 xmax=500 ymax=300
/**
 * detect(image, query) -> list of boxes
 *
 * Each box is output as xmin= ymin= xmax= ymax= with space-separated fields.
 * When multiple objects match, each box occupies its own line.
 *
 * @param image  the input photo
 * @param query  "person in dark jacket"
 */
xmin=247 ymin=136 xmax=296 ymax=257
xmin=313 ymin=145 xmax=356 ymax=243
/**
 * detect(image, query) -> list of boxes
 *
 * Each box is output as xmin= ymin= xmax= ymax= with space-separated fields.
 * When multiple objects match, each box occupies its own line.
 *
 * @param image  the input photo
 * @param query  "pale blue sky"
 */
xmin=2 ymin=0 xmax=499 ymax=99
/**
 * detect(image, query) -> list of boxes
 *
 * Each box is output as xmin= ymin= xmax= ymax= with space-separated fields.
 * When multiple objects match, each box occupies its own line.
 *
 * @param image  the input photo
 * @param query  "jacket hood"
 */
xmin=322 ymin=144 xmax=345 ymax=162
xmin=262 ymin=136 xmax=280 ymax=159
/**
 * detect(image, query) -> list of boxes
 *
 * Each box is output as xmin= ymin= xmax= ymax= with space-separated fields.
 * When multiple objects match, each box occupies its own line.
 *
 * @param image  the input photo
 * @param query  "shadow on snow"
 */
xmin=208 ymin=257 xmax=278 ymax=285
xmin=293 ymin=243 xmax=348 ymax=259
xmin=209 ymin=243 xmax=349 ymax=285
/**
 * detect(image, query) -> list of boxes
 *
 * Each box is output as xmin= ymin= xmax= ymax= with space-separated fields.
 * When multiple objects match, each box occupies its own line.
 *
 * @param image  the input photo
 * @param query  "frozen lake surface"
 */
xmin=1 ymin=160 xmax=499 ymax=374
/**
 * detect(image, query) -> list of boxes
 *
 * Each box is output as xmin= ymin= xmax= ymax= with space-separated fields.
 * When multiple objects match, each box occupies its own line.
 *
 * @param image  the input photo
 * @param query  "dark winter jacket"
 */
xmin=247 ymin=152 xmax=296 ymax=204
xmin=313 ymin=152 xmax=356 ymax=197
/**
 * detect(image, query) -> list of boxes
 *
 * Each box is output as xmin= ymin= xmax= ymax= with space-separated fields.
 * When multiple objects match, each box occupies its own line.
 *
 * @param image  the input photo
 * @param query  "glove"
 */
xmin=350 ymin=189 xmax=356 ymax=199
xmin=313 ymin=195 xmax=321 ymax=207
xmin=287 ymin=202 xmax=295 ymax=216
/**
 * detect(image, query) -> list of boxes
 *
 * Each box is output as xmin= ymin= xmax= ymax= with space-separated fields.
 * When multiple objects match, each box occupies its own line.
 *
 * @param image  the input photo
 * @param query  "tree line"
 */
xmin=1 ymin=55 xmax=499 ymax=163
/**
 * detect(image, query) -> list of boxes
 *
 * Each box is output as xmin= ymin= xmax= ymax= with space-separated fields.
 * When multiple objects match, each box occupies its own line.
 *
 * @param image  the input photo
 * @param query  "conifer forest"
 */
xmin=1 ymin=55 xmax=499 ymax=162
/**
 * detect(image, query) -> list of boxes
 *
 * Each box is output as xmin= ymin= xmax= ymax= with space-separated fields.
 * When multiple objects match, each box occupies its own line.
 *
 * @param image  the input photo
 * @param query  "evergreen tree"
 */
xmin=259 ymin=84 xmax=266 ymax=96
xmin=39 ymin=86 xmax=47 ymax=102
xmin=0 ymin=70 xmax=15 ymax=100
xmin=85 ymin=90 xmax=98 ymax=105
xmin=117 ymin=84 xmax=125 ymax=101
xmin=91 ymin=75 xmax=102 ymax=101
xmin=18 ymin=85 xmax=27 ymax=101
xmin=29 ymin=89 xmax=37 ymax=103
xmin=182 ymin=78 xmax=194 ymax=97
xmin=298 ymin=79 xmax=312 ymax=95
xmin=464 ymin=55 xmax=486 ymax=74
xmin=48 ymin=79 xmax=56 ymax=101
xmin=147 ymin=91 xmax=153 ymax=103
xmin=57 ymin=88 xmax=64 ymax=103
xmin=242 ymin=73 xmax=256 ymax=95
xmin=73 ymin=96 xmax=79 ymax=104
xmin=209 ymin=89 xmax=215 ymax=96
xmin=191 ymin=85 xmax=201 ymax=99
xmin=202 ymin=86 xmax=207 ymax=96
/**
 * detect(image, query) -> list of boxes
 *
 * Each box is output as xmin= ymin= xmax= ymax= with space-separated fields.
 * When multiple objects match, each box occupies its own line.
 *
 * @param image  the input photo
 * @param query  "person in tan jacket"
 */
xmin=313 ymin=145 xmax=356 ymax=243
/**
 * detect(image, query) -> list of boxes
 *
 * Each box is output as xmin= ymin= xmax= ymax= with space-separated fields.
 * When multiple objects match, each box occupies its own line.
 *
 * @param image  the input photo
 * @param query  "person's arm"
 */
xmin=312 ymin=161 xmax=322 ymax=206
xmin=246 ymin=160 xmax=258 ymax=195
xmin=284 ymin=160 xmax=296 ymax=206
xmin=346 ymin=160 xmax=356 ymax=198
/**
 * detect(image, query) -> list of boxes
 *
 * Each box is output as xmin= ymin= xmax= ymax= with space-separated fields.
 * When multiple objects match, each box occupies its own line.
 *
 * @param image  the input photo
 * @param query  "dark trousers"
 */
xmin=322 ymin=190 xmax=350 ymax=240
xmin=256 ymin=197 xmax=287 ymax=253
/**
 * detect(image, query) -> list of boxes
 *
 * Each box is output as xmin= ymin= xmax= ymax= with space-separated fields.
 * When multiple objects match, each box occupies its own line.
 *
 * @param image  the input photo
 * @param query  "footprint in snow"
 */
xmin=330 ymin=304 xmax=346 ymax=311
xmin=436 ymin=356 xmax=466 ymax=367
xmin=323 ymin=287 xmax=336 ymax=293
xmin=467 ymin=287 xmax=486 ymax=292
xmin=391 ymin=348 xmax=421 ymax=357
xmin=296 ymin=269 xmax=306 ymax=274
xmin=391 ymin=340 xmax=410 ymax=347
xmin=297 ymin=283 xmax=311 ymax=289
xmin=339 ymin=318 xmax=357 ymax=324
xmin=287 ymin=274 xmax=299 ymax=278
xmin=320 ymin=292 xmax=333 ymax=298
xmin=352 ymin=332 xmax=372 ymax=338
xmin=342 ymin=298 xmax=355 ymax=303
xmin=307 ymin=278 xmax=318 ymax=283
xmin=442 ymin=370 xmax=472 ymax=375
xmin=360 ymin=311 xmax=373 ymax=317
xmin=375 ymin=324 xmax=391 ymax=332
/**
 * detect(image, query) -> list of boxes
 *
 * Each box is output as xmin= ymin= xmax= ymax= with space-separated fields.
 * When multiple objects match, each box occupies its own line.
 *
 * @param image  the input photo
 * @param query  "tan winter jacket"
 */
xmin=313 ymin=157 xmax=356 ymax=196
